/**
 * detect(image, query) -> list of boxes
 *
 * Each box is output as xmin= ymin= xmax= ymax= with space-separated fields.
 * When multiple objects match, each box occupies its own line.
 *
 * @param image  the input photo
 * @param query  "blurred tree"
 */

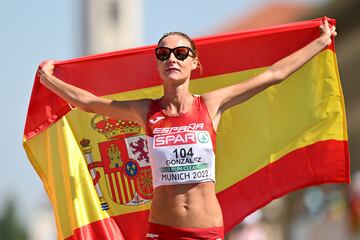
xmin=0 ymin=197 xmax=28 ymax=240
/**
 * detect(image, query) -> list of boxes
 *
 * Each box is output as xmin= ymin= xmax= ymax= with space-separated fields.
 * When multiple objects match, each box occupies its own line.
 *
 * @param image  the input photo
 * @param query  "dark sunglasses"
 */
xmin=155 ymin=46 xmax=195 ymax=61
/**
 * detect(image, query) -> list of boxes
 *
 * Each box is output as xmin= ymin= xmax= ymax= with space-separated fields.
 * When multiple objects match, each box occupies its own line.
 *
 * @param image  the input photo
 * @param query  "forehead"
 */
xmin=158 ymin=35 xmax=192 ymax=48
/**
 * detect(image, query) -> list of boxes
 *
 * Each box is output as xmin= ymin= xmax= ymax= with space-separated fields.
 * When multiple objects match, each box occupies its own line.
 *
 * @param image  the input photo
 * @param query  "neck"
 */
xmin=162 ymin=80 xmax=193 ymax=115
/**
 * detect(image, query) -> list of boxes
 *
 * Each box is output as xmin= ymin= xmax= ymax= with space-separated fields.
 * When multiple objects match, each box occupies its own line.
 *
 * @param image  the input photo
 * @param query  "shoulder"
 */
xmin=197 ymin=93 xmax=216 ymax=111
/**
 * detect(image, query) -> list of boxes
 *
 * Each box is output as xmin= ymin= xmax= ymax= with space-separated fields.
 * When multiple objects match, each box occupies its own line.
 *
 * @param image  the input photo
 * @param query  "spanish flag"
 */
xmin=23 ymin=17 xmax=349 ymax=239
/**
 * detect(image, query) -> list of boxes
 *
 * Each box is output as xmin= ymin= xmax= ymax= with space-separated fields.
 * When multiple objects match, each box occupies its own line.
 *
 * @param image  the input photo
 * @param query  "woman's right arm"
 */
xmin=39 ymin=60 xmax=150 ymax=125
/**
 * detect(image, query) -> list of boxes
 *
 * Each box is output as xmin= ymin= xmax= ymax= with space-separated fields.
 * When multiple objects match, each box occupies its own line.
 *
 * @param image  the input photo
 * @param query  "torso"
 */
xmin=150 ymin=182 xmax=223 ymax=227
xmin=145 ymin=96 xmax=223 ymax=227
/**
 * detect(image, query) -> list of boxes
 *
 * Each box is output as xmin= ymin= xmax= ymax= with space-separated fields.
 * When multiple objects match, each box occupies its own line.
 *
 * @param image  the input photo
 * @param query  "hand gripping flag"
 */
xmin=23 ymin=17 xmax=349 ymax=239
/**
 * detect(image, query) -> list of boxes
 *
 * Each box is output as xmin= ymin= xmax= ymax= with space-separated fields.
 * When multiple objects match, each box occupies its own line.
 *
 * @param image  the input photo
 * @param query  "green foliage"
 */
xmin=0 ymin=198 xmax=28 ymax=240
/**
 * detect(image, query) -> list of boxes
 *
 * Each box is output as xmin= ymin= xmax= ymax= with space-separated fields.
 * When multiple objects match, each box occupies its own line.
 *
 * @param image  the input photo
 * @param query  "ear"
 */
xmin=191 ymin=57 xmax=199 ymax=70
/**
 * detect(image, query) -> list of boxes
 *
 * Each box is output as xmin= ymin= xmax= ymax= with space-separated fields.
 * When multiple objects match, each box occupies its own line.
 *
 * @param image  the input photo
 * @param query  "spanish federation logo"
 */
xmin=197 ymin=131 xmax=209 ymax=143
xmin=79 ymin=115 xmax=153 ymax=209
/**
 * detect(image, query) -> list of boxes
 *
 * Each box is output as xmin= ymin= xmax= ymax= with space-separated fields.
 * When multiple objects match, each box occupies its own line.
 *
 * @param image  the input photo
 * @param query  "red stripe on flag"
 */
xmin=54 ymin=18 xmax=335 ymax=97
xmin=217 ymin=139 xmax=350 ymax=233
xmin=65 ymin=215 xmax=126 ymax=240
xmin=107 ymin=174 xmax=118 ymax=204
xmin=119 ymin=173 xmax=129 ymax=204
xmin=65 ymin=210 xmax=150 ymax=240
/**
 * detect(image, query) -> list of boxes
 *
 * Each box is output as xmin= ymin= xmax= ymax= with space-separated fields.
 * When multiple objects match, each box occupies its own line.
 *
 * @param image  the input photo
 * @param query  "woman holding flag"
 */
xmin=38 ymin=19 xmax=336 ymax=240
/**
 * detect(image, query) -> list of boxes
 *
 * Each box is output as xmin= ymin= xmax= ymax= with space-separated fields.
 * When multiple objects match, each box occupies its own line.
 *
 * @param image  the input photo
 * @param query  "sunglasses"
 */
xmin=155 ymin=46 xmax=195 ymax=61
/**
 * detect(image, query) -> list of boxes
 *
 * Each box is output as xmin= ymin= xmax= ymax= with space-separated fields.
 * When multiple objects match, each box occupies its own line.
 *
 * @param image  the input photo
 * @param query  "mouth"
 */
xmin=166 ymin=67 xmax=180 ymax=72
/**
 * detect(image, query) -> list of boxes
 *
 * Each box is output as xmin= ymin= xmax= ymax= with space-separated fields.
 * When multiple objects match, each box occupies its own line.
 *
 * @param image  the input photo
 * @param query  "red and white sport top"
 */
xmin=146 ymin=95 xmax=216 ymax=188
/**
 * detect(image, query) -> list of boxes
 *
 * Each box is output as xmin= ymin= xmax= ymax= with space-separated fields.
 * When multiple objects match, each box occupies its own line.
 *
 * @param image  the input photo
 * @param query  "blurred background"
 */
xmin=0 ymin=0 xmax=359 ymax=239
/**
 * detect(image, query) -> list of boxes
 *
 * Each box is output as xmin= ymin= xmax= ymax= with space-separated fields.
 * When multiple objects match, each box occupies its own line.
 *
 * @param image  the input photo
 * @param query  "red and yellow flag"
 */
xmin=23 ymin=17 xmax=349 ymax=239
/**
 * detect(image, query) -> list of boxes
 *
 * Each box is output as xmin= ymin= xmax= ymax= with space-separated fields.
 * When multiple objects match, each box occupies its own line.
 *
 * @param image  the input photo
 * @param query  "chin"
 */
xmin=163 ymin=72 xmax=186 ymax=82
xmin=164 ymin=76 xmax=187 ymax=84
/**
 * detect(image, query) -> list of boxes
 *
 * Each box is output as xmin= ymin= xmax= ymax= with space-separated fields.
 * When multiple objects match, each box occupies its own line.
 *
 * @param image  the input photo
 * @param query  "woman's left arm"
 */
xmin=203 ymin=19 xmax=337 ymax=127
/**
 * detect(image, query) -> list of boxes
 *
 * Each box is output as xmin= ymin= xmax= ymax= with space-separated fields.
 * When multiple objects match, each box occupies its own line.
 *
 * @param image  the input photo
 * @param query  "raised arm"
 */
xmin=202 ymin=19 xmax=337 ymax=129
xmin=39 ymin=60 xmax=150 ymax=126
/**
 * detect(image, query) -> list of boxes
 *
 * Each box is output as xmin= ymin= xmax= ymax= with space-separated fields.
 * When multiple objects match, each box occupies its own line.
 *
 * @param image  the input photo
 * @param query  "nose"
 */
xmin=167 ymin=51 xmax=177 ymax=62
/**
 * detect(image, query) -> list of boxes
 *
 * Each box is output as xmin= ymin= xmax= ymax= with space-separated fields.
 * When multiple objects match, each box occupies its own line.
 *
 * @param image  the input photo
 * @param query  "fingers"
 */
xmin=38 ymin=59 xmax=55 ymax=77
xmin=46 ymin=59 xmax=54 ymax=65
xmin=37 ymin=67 xmax=48 ymax=78
xmin=43 ymin=60 xmax=54 ymax=69
xmin=320 ymin=19 xmax=330 ymax=33
xmin=323 ymin=18 xmax=329 ymax=29
xmin=331 ymin=26 xmax=337 ymax=37
xmin=41 ymin=59 xmax=54 ymax=68
xmin=318 ymin=18 xmax=337 ymax=46
xmin=319 ymin=19 xmax=337 ymax=37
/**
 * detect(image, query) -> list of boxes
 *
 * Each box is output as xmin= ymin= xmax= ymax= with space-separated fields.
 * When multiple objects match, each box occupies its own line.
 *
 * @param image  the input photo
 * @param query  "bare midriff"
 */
xmin=149 ymin=182 xmax=223 ymax=228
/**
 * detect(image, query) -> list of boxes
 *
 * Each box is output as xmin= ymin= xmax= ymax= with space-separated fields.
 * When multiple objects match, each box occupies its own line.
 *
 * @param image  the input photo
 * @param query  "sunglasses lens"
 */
xmin=173 ymin=47 xmax=190 ymax=60
xmin=155 ymin=48 xmax=170 ymax=61
xmin=155 ymin=47 xmax=193 ymax=61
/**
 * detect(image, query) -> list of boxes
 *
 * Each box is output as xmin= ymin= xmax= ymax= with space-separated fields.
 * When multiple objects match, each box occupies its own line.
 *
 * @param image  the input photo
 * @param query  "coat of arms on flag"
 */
xmin=79 ymin=115 xmax=153 ymax=209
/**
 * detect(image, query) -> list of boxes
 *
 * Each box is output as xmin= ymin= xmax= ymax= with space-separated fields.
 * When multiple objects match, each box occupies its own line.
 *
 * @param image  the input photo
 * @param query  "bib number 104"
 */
xmin=173 ymin=148 xmax=194 ymax=158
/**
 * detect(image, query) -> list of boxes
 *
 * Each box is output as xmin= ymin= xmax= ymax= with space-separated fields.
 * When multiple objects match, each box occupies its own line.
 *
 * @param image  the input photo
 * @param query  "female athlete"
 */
xmin=38 ymin=20 xmax=336 ymax=240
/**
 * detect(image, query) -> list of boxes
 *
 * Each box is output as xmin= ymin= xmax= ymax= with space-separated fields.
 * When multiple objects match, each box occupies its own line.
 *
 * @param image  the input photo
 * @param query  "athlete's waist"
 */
xmin=150 ymin=182 xmax=222 ymax=227
xmin=152 ymin=182 xmax=217 ymax=208
xmin=149 ymin=207 xmax=223 ymax=228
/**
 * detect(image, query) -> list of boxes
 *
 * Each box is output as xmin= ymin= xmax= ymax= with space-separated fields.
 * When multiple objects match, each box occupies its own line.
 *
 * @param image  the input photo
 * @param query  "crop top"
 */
xmin=146 ymin=95 xmax=216 ymax=188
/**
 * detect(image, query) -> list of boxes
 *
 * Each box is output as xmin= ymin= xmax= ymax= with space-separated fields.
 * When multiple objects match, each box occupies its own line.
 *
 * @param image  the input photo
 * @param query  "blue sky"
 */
xmin=0 ymin=0 xmax=328 ymax=229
